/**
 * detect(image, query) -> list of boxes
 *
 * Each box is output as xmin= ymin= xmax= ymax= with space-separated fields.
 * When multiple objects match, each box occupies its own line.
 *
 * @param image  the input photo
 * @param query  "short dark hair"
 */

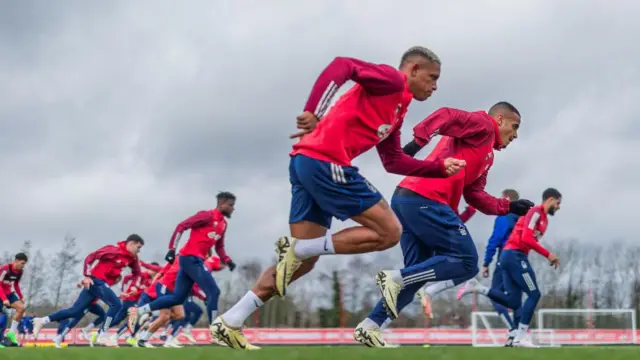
xmin=151 ymin=262 xmax=159 ymax=266
xmin=126 ymin=234 xmax=144 ymax=245
xmin=15 ymin=253 xmax=28 ymax=262
xmin=502 ymin=189 xmax=520 ymax=201
xmin=400 ymin=46 xmax=441 ymax=67
xmin=542 ymin=188 xmax=562 ymax=201
xmin=217 ymin=191 xmax=236 ymax=202
xmin=488 ymin=101 xmax=520 ymax=117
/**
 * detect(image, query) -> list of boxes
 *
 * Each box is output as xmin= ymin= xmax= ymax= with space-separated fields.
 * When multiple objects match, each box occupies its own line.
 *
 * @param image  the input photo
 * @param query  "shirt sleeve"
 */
xmin=13 ymin=272 xmax=23 ymax=300
xmin=483 ymin=216 xmax=510 ymax=266
xmin=463 ymin=171 xmax=510 ymax=215
xmin=214 ymin=232 xmax=231 ymax=263
xmin=376 ymin=125 xmax=448 ymax=178
xmin=0 ymin=265 xmax=8 ymax=302
xmin=459 ymin=206 xmax=477 ymax=223
xmin=169 ymin=211 xmax=214 ymax=249
xmin=412 ymin=108 xmax=493 ymax=148
xmin=522 ymin=209 xmax=551 ymax=258
xmin=83 ymin=245 xmax=116 ymax=277
xmin=140 ymin=261 xmax=163 ymax=273
xmin=303 ymin=57 xmax=405 ymax=118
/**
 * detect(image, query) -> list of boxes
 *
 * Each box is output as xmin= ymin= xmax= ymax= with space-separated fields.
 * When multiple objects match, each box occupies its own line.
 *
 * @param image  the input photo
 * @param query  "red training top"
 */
xmin=290 ymin=56 xmax=447 ymax=178
xmin=504 ymin=205 xmax=551 ymax=257
xmin=168 ymin=209 xmax=231 ymax=261
xmin=0 ymin=263 xmax=23 ymax=302
xmin=120 ymin=271 xmax=154 ymax=302
xmin=83 ymin=241 xmax=141 ymax=286
xmin=398 ymin=108 xmax=510 ymax=215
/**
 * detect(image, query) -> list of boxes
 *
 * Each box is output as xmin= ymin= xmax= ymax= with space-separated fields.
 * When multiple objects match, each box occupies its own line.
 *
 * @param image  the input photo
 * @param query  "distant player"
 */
xmin=0 ymin=253 xmax=28 ymax=346
xmin=33 ymin=235 xmax=144 ymax=347
xmin=354 ymin=102 xmax=535 ymax=347
xmin=458 ymin=188 xmax=562 ymax=347
xmin=212 ymin=46 xmax=466 ymax=350
xmin=18 ymin=312 xmax=34 ymax=341
xmin=127 ymin=192 xmax=237 ymax=340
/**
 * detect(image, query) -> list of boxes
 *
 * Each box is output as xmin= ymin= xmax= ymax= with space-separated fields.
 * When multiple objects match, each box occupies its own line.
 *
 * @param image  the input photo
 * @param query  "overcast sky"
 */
xmin=1 ymin=0 xmax=638 ymax=269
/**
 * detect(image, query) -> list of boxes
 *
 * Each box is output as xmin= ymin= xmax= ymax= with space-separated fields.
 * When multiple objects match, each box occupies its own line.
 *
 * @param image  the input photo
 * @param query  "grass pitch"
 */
xmin=2 ymin=346 xmax=640 ymax=360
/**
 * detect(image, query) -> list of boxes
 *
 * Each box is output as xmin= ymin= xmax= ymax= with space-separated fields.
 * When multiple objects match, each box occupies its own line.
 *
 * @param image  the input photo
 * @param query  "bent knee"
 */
xmin=378 ymin=218 xmax=402 ymax=250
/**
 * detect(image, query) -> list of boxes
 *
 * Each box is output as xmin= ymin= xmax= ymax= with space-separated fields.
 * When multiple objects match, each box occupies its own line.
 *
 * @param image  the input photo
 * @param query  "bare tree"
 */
xmin=50 ymin=234 xmax=82 ymax=308
xmin=24 ymin=249 xmax=47 ymax=308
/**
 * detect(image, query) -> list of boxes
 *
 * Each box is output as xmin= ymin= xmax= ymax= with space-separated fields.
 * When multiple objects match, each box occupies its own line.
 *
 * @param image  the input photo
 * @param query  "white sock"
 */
xmin=361 ymin=317 xmax=380 ymax=329
xmin=293 ymin=231 xmax=334 ymax=259
xmin=475 ymin=284 xmax=490 ymax=296
xmin=54 ymin=334 xmax=63 ymax=342
xmin=222 ymin=291 xmax=264 ymax=328
xmin=41 ymin=317 xmax=51 ymax=325
xmin=84 ymin=322 xmax=95 ymax=330
xmin=10 ymin=320 xmax=19 ymax=332
xmin=142 ymin=330 xmax=152 ymax=341
xmin=424 ymin=280 xmax=455 ymax=297
xmin=508 ymin=329 xmax=518 ymax=337
xmin=138 ymin=304 xmax=151 ymax=315
xmin=210 ymin=310 xmax=218 ymax=324
xmin=389 ymin=270 xmax=404 ymax=286
xmin=165 ymin=335 xmax=173 ymax=343
xmin=380 ymin=318 xmax=392 ymax=330
xmin=517 ymin=323 xmax=529 ymax=337
xmin=151 ymin=310 xmax=160 ymax=316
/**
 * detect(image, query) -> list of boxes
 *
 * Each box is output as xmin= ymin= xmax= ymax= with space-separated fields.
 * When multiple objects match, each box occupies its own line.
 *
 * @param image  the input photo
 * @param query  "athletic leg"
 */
xmin=92 ymin=279 xmax=122 ymax=339
xmin=490 ymin=263 xmax=515 ymax=329
xmin=185 ymin=257 xmax=220 ymax=324
xmin=378 ymin=195 xmax=479 ymax=319
xmin=33 ymin=288 xmax=94 ymax=338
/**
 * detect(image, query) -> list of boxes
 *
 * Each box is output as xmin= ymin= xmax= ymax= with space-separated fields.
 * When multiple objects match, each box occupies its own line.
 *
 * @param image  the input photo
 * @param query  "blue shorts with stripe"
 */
xmin=289 ymin=154 xmax=383 ymax=228
xmin=499 ymin=249 xmax=539 ymax=296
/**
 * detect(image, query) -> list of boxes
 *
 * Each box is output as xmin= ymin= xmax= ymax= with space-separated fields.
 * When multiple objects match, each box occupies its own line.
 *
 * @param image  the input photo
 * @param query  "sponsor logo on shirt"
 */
xmin=377 ymin=124 xmax=392 ymax=140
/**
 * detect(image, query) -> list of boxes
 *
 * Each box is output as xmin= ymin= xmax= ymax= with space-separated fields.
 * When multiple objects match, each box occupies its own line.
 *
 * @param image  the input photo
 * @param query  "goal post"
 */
xmin=537 ymin=308 xmax=637 ymax=346
xmin=470 ymin=311 xmax=556 ymax=347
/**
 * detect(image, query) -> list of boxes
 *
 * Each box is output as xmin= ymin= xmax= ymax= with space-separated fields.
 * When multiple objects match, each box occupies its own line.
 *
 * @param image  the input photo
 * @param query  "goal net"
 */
xmin=537 ymin=309 xmax=637 ymax=346
xmin=471 ymin=311 xmax=556 ymax=347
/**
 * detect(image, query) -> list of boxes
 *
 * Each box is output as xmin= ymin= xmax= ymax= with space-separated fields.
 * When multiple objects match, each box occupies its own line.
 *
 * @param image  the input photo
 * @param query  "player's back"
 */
xmin=159 ymin=261 xmax=181 ymax=290
xmin=398 ymin=113 xmax=497 ymax=210
xmin=291 ymin=77 xmax=413 ymax=167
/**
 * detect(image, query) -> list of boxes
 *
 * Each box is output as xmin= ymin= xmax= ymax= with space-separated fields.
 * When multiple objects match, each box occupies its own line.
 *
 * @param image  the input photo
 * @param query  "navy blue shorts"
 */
xmin=289 ymin=154 xmax=383 ymax=228
xmin=156 ymin=282 xmax=174 ymax=298
xmin=392 ymin=192 xmax=478 ymax=263
xmin=499 ymin=249 xmax=539 ymax=296
xmin=0 ymin=293 xmax=20 ymax=312
xmin=138 ymin=293 xmax=154 ymax=306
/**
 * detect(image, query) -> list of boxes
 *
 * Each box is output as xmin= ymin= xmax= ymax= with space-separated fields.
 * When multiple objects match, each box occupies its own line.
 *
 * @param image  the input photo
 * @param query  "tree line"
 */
xmin=5 ymin=236 xmax=639 ymax=329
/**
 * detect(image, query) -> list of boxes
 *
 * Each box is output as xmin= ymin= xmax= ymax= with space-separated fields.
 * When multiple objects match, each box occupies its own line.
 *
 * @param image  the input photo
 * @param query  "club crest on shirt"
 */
xmin=208 ymin=231 xmax=221 ymax=241
xmin=377 ymin=124 xmax=392 ymax=140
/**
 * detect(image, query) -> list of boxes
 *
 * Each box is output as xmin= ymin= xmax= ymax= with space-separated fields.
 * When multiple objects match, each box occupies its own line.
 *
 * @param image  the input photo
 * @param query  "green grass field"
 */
xmin=2 ymin=346 xmax=640 ymax=360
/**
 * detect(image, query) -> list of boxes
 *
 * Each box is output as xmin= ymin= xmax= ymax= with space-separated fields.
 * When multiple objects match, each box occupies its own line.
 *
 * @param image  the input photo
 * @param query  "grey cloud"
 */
xmin=0 ymin=0 xmax=638 ymax=266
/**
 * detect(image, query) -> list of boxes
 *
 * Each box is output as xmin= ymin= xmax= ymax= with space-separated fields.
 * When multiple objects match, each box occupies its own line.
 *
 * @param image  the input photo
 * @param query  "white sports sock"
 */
xmin=84 ymin=322 xmax=95 ymax=330
xmin=138 ymin=304 xmax=151 ymax=315
xmin=293 ymin=231 xmax=334 ymax=259
xmin=389 ymin=270 xmax=404 ymax=286
xmin=210 ymin=310 xmax=218 ymax=324
xmin=10 ymin=320 xmax=19 ymax=332
xmin=424 ymin=280 xmax=455 ymax=297
xmin=151 ymin=310 xmax=160 ymax=316
xmin=222 ymin=291 xmax=264 ymax=328
xmin=142 ymin=330 xmax=152 ymax=341
xmin=517 ymin=323 xmax=529 ymax=338
xmin=380 ymin=318 xmax=392 ymax=330
xmin=41 ymin=317 xmax=51 ymax=325
xmin=361 ymin=317 xmax=380 ymax=329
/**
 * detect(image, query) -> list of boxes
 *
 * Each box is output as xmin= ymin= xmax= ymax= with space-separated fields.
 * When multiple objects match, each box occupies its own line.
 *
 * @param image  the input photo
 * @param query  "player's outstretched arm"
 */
xmin=0 ymin=265 xmax=9 ymax=302
xmin=168 ymin=211 xmax=213 ymax=250
xmin=521 ymin=208 xmax=551 ymax=258
xmin=303 ymin=57 xmax=405 ymax=118
xmin=463 ymin=172 xmax=511 ymax=215
xmin=376 ymin=127 xmax=454 ymax=178
xmin=413 ymin=108 xmax=493 ymax=147
xmin=292 ymin=57 xmax=406 ymax=138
